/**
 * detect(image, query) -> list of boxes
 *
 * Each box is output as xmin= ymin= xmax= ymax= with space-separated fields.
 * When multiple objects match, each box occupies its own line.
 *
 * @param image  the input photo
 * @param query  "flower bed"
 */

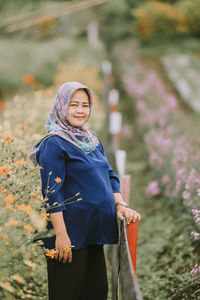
xmin=161 ymin=54 xmax=200 ymax=112
xmin=123 ymin=61 xmax=200 ymax=285
xmin=0 ymin=60 xmax=104 ymax=298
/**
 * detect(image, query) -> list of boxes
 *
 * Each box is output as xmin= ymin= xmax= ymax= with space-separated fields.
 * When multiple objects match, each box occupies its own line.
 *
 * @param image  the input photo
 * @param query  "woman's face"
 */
xmin=67 ymin=89 xmax=90 ymax=127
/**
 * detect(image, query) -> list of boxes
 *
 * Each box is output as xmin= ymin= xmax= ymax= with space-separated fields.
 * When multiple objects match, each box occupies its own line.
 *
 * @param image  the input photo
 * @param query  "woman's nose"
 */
xmin=76 ymin=105 xmax=83 ymax=112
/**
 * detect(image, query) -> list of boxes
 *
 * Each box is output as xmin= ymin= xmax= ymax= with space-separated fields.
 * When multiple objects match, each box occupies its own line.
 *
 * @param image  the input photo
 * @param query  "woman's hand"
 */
xmin=49 ymin=211 xmax=72 ymax=264
xmin=113 ymin=192 xmax=141 ymax=224
xmin=116 ymin=205 xmax=141 ymax=224
xmin=55 ymin=232 xmax=72 ymax=264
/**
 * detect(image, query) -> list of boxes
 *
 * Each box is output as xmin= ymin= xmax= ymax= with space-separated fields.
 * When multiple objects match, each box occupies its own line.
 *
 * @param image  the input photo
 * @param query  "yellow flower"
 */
xmin=176 ymin=24 xmax=188 ymax=33
xmin=23 ymin=224 xmax=34 ymax=233
xmin=0 ymin=165 xmax=10 ymax=175
xmin=13 ymin=160 xmax=26 ymax=166
xmin=55 ymin=177 xmax=62 ymax=184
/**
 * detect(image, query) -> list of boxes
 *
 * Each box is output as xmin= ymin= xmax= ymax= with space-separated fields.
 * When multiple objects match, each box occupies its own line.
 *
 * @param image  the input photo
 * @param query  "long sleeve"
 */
xmin=37 ymin=138 xmax=67 ymax=213
xmin=98 ymin=139 xmax=121 ymax=193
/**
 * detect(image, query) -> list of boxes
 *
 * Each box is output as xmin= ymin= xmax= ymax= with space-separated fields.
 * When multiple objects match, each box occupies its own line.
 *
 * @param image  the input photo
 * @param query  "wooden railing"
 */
xmin=108 ymin=218 xmax=143 ymax=300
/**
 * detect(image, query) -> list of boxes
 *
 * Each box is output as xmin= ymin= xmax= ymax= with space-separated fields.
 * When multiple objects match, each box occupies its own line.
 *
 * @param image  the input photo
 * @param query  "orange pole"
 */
xmin=127 ymin=218 xmax=139 ymax=274
xmin=121 ymin=174 xmax=139 ymax=274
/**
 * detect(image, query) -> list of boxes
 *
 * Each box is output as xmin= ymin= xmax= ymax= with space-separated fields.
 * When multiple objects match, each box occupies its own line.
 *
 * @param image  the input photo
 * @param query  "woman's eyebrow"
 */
xmin=70 ymin=100 xmax=89 ymax=104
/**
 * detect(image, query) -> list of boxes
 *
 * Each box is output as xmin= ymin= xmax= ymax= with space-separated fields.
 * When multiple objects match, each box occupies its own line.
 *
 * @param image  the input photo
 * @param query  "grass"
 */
xmin=139 ymin=37 xmax=200 ymax=59
xmin=0 ymin=36 xmax=75 ymax=95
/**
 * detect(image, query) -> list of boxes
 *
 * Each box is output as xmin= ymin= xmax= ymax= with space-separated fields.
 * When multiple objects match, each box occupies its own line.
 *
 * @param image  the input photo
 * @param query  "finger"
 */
xmin=128 ymin=211 xmax=135 ymax=223
xmin=58 ymin=250 xmax=64 ymax=262
xmin=68 ymin=249 xmax=72 ymax=263
xmin=134 ymin=212 xmax=141 ymax=221
xmin=117 ymin=210 xmax=124 ymax=221
xmin=55 ymin=250 xmax=59 ymax=260
xmin=125 ymin=210 xmax=131 ymax=224
xmin=132 ymin=212 xmax=141 ymax=222
xmin=133 ymin=212 xmax=138 ymax=222
xmin=63 ymin=250 xmax=68 ymax=264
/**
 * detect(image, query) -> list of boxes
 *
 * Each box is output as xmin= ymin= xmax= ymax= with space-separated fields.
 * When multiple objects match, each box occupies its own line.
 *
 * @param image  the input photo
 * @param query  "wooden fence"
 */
xmin=108 ymin=218 xmax=143 ymax=300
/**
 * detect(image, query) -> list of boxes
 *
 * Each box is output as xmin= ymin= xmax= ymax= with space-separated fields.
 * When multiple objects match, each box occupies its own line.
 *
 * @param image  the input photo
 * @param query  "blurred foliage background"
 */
xmin=0 ymin=0 xmax=200 ymax=299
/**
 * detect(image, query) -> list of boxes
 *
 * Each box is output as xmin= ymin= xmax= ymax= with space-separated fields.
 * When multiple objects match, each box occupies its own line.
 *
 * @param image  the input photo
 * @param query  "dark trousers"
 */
xmin=46 ymin=244 xmax=108 ymax=300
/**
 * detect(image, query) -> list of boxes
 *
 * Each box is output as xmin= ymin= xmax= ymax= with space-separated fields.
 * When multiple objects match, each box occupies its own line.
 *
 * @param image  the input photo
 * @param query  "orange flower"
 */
xmin=30 ymin=193 xmax=37 ymax=198
xmin=45 ymin=249 xmax=56 ymax=259
xmin=23 ymin=224 xmax=34 ymax=233
xmin=40 ymin=209 xmax=49 ymax=220
xmin=3 ymin=233 xmax=9 ymax=245
xmin=0 ymin=165 xmax=10 ymax=175
xmin=13 ymin=160 xmax=26 ymax=166
xmin=30 ymin=275 xmax=34 ymax=280
xmin=19 ymin=123 xmax=27 ymax=130
xmin=44 ymin=88 xmax=52 ymax=96
xmin=0 ymin=187 xmax=3 ymax=194
xmin=16 ymin=204 xmax=33 ymax=215
xmin=55 ymin=177 xmax=62 ymax=184
xmin=8 ymin=206 xmax=14 ymax=213
xmin=3 ymin=136 xmax=12 ymax=142
xmin=18 ymin=173 xmax=22 ymax=176
xmin=7 ymin=219 xmax=20 ymax=226
xmin=3 ymin=233 xmax=8 ymax=240
xmin=35 ymin=196 xmax=42 ymax=203
xmin=23 ymin=75 xmax=35 ymax=85
xmin=4 ymin=194 xmax=15 ymax=206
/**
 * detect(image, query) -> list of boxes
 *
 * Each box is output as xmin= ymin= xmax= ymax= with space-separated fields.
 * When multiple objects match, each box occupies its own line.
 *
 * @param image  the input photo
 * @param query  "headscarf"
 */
xmin=30 ymin=81 xmax=99 ymax=166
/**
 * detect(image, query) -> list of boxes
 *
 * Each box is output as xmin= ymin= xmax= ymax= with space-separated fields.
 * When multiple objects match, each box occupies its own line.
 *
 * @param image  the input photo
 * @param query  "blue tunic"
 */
xmin=36 ymin=135 xmax=120 ymax=250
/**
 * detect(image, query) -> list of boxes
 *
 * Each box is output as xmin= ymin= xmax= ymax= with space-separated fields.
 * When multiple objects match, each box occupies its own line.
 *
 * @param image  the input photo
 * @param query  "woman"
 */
xmin=30 ymin=81 xmax=141 ymax=300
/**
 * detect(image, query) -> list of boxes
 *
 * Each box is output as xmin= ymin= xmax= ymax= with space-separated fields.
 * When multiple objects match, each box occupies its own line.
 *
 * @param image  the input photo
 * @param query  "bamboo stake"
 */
xmin=2 ymin=0 xmax=113 ymax=33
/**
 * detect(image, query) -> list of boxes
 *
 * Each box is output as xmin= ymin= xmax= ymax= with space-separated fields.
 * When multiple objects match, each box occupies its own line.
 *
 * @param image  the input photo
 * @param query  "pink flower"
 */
xmin=192 ymin=209 xmax=200 ymax=226
xmin=182 ymin=191 xmax=190 ymax=200
xmin=165 ymin=94 xmax=178 ymax=109
xmin=191 ymin=232 xmax=200 ymax=240
xmin=190 ymin=264 xmax=200 ymax=279
xmin=185 ymin=183 xmax=190 ymax=190
xmin=146 ymin=181 xmax=160 ymax=197
xmin=136 ymin=99 xmax=146 ymax=112
xmin=162 ymin=174 xmax=170 ymax=184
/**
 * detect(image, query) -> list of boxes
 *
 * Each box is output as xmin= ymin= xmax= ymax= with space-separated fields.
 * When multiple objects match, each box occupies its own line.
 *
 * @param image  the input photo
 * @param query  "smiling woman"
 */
xmin=29 ymin=81 xmax=141 ymax=300
xmin=67 ymin=89 xmax=90 ymax=127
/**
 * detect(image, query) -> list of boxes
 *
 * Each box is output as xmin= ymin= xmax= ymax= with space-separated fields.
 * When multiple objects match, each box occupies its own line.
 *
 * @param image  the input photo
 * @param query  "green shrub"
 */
xmin=132 ymin=0 xmax=200 ymax=41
